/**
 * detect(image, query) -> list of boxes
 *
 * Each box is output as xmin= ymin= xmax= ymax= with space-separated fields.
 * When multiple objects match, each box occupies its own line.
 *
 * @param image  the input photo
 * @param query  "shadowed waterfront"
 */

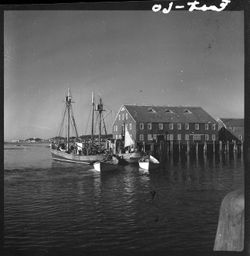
xmin=4 ymin=143 xmax=244 ymax=252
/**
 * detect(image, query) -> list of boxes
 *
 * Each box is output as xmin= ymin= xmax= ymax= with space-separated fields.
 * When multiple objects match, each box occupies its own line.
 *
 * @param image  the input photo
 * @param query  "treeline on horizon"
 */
xmin=6 ymin=134 xmax=113 ymax=143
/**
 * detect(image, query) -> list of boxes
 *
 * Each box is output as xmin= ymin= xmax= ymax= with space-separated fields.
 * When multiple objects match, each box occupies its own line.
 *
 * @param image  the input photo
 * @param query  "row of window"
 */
xmin=139 ymin=134 xmax=216 ymax=141
xmin=114 ymin=133 xmax=217 ymax=141
xmin=114 ymin=123 xmax=132 ymax=132
xmin=118 ymin=113 xmax=128 ymax=121
xmin=114 ymin=123 xmax=217 ymax=132
xmin=139 ymin=122 xmax=217 ymax=131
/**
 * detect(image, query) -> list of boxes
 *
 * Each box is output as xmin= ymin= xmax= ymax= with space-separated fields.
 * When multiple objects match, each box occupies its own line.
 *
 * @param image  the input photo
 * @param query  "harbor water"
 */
xmin=4 ymin=143 xmax=244 ymax=252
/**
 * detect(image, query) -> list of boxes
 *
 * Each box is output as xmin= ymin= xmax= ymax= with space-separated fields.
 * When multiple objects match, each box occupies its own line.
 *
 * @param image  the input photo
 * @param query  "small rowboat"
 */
xmin=139 ymin=155 xmax=160 ymax=171
xmin=93 ymin=156 xmax=119 ymax=172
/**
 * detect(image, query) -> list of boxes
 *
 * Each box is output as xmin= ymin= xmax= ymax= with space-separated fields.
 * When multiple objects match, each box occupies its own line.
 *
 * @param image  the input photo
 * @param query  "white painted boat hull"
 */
xmin=139 ymin=161 xmax=150 ymax=171
xmin=50 ymin=149 xmax=105 ymax=165
xmin=93 ymin=161 xmax=118 ymax=172
xmin=139 ymin=155 xmax=160 ymax=171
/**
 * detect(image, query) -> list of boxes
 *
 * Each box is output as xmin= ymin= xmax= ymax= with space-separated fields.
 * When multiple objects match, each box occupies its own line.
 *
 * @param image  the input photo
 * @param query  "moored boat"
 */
xmin=50 ymin=89 xmax=107 ymax=165
xmin=138 ymin=155 xmax=160 ymax=171
xmin=50 ymin=148 xmax=105 ymax=164
xmin=117 ymin=126 xmax=143 ymax=164
xmin=93 ymin=155 xmax=119 ymax=172
xmin=118 ymin=151 xmax=143 ymax=164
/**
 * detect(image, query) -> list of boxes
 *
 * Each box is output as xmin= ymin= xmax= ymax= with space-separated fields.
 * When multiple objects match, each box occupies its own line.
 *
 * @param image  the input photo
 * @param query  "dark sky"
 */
xmin=4 ymin=10 xmax=244 ymax=140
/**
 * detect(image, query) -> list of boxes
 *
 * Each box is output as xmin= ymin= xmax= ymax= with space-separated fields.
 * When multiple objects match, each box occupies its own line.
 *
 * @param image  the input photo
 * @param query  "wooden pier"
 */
xmin=147 ymin=140 xmax=243 ymax=161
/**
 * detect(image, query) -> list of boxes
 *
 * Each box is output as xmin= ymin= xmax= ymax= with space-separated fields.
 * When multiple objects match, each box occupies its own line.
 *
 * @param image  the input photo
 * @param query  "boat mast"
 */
xmin=96 ymin=97 xmax=104 ymax=149
xmin=66 ymin=88 xmax=71 ymax=151
xmin=91 ymin=92 xmax=95 ymax=143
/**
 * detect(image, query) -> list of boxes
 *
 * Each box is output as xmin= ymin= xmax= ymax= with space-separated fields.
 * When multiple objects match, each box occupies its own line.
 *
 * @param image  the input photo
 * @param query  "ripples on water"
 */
xmin=4 ymin=144 xmax=244 ymax=252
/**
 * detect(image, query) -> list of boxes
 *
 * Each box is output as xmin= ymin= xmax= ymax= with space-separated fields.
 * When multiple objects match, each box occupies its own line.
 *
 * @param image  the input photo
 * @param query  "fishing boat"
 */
xmin=93 ymin=155 xmax=119 ymax=172
xmin=138 ymin=155 xmax=160 ymax=171
xmin=50 ymin=89 xmax=107 ymax=165
xmin=117 ymin=126 xmax=143 ymax=164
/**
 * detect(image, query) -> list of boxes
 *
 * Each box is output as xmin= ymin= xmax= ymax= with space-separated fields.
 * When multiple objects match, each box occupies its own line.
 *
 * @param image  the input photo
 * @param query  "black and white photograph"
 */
xmin=3 ymin=1 xmax=245 ymax=254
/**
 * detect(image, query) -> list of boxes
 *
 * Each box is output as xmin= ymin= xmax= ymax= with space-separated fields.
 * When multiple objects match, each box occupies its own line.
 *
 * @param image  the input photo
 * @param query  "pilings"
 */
xmin=214 ymin=189 xmax=244 ymax=251
xmin=150 ymin=140 xmax=243 ymax=160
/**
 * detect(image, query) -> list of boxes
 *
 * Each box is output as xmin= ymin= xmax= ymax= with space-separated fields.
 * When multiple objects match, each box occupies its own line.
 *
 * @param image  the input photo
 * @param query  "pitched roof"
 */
xmin=124 ymin=105 xmax=217 ymax=123
xmin=220 ymin=118 xmax=244 ymax=127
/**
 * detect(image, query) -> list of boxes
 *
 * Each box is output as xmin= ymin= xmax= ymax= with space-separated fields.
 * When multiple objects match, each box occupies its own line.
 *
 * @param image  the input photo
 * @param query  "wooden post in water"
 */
xmin=233 ymin=140 xmax=237 ymax=152
xmin=166 ymin=141 xmax=169 ymax=157
xmin=150 ymin=143 xmax=154 ymax=155
xmin=214 ymin=189 xmax=244 ymax=251
xmin=187 ymin=141 xmax=190 ymax=155
xmin=195 ymin=142 xmax=198 ymax=157
xmin=170 ymin=140 xmax=173 ymax=155
xmin=203 ymin=141 xmax=207 ymax=154
xmin=226 ymin=141 xmax=230 ymax=153
xmin=219 ymin=141 xmax=223 ymax=153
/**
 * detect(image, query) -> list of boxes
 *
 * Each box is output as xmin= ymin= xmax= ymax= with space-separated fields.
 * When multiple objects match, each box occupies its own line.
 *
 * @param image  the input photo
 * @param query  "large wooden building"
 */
xmin=112 ymin=105 xmax=219 ymax=145
xmin=218 ymin=118 xmax=244 ymax=143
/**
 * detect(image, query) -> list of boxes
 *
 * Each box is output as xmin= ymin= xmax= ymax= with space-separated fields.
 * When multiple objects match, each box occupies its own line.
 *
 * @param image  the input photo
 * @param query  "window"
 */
xmin=125 ymin=123 xmax=128 ymax=130
xmin=129 ymin=123 xmax=132 ymax=130
xmin=169 ymin=123 xmax=173 ymax=130
xmin=177 ymin=134 xmax=181 ymax=141
xmin=147 ymin=134 xmax=153 ymax=141
xmin=205 ymin=124 xmax=209 ymax=130
xmin=118 ymin=114 xmax=120 ymax=121
xmin=212 ymin=124 xmax=216 ymax=130
xmin=148 ymin=108 xmax=156 ymax=113
xmin=159 ymin=123 xmax=163 ymax=130
xmin=169 ymin=134 xmax=174 ymax=141
xmin=122 ymin=114 xmax=124 ymax=120
xmin=125 ymin=113 xmax=128 ymax=120
xmin=205 ymin=134 xmax=209 ymax=141
xmin=239 ymin=135 xmax=243 ymax=141
xmin=185 ymin=123 xmax=189 ymax=130
xmin=185 ymin=134 xmax=189 ymax=141
xmin=153 ymin=134 xmax=157 ymax=140
xmin=147 ymin=123 xmax=152 ymax=130
xmin=165 ymin=109 xmax=173 ymax=113
xmin=140 ymin=123 xmax=144 ymax=130
xmin=193 ymin=134 xmax=201 ymax=140
xmin=212 ymin=134 xmax=216 ymax=141
xmin=184 ymin=109 xmax=192 ymax=114
xmin=177 ymin=123 xmax=182 ymax=130
xmin=139 ymin=134 xmax=144 ymax=141
xmin=113 ymin=125 xmax=117 ymax=132
xmin=195 ymin=124 xmax=199 ymax=130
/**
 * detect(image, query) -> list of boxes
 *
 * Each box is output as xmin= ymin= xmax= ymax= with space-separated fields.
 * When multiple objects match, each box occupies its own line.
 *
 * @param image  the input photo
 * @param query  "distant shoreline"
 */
xmin=4 ymin=142 xmax=50 ymax=146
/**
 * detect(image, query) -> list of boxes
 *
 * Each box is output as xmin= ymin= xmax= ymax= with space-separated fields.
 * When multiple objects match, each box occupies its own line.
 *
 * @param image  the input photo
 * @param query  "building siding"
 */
xmin=113 ymin=105 xmax=219 ymax=144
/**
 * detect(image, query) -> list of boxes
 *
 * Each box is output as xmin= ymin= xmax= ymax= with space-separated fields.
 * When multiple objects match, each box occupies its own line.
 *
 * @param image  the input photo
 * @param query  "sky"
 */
xmin=4 ymin=10 xmax=244 ymax=140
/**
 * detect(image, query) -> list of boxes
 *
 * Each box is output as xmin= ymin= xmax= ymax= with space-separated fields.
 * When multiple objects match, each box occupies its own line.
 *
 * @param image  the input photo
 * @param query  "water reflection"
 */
xmin=4 ymin=145 xmax=244 ymax=251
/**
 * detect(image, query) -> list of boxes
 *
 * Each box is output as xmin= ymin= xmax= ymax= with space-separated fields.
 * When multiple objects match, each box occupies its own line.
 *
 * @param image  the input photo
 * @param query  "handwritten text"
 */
xmin=152 ymin=0 xmax=231 ymax=13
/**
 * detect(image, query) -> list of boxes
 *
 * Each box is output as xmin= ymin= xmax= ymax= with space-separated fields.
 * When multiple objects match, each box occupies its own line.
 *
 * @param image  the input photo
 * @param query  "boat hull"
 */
xmin=50 ymin=149 xmax=105 ymax=165
xmin=93 ymin=161 xmax=118 ymax=172
xmin=139 ymin=155 xmax=160 ymax=171
xmin=118 ymin=152 xmax=143 ymax=164
xmin=139 ymin=161 xmax=150 ymax=170
xmin=139 ymin=161 xmax=159 ymax=171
